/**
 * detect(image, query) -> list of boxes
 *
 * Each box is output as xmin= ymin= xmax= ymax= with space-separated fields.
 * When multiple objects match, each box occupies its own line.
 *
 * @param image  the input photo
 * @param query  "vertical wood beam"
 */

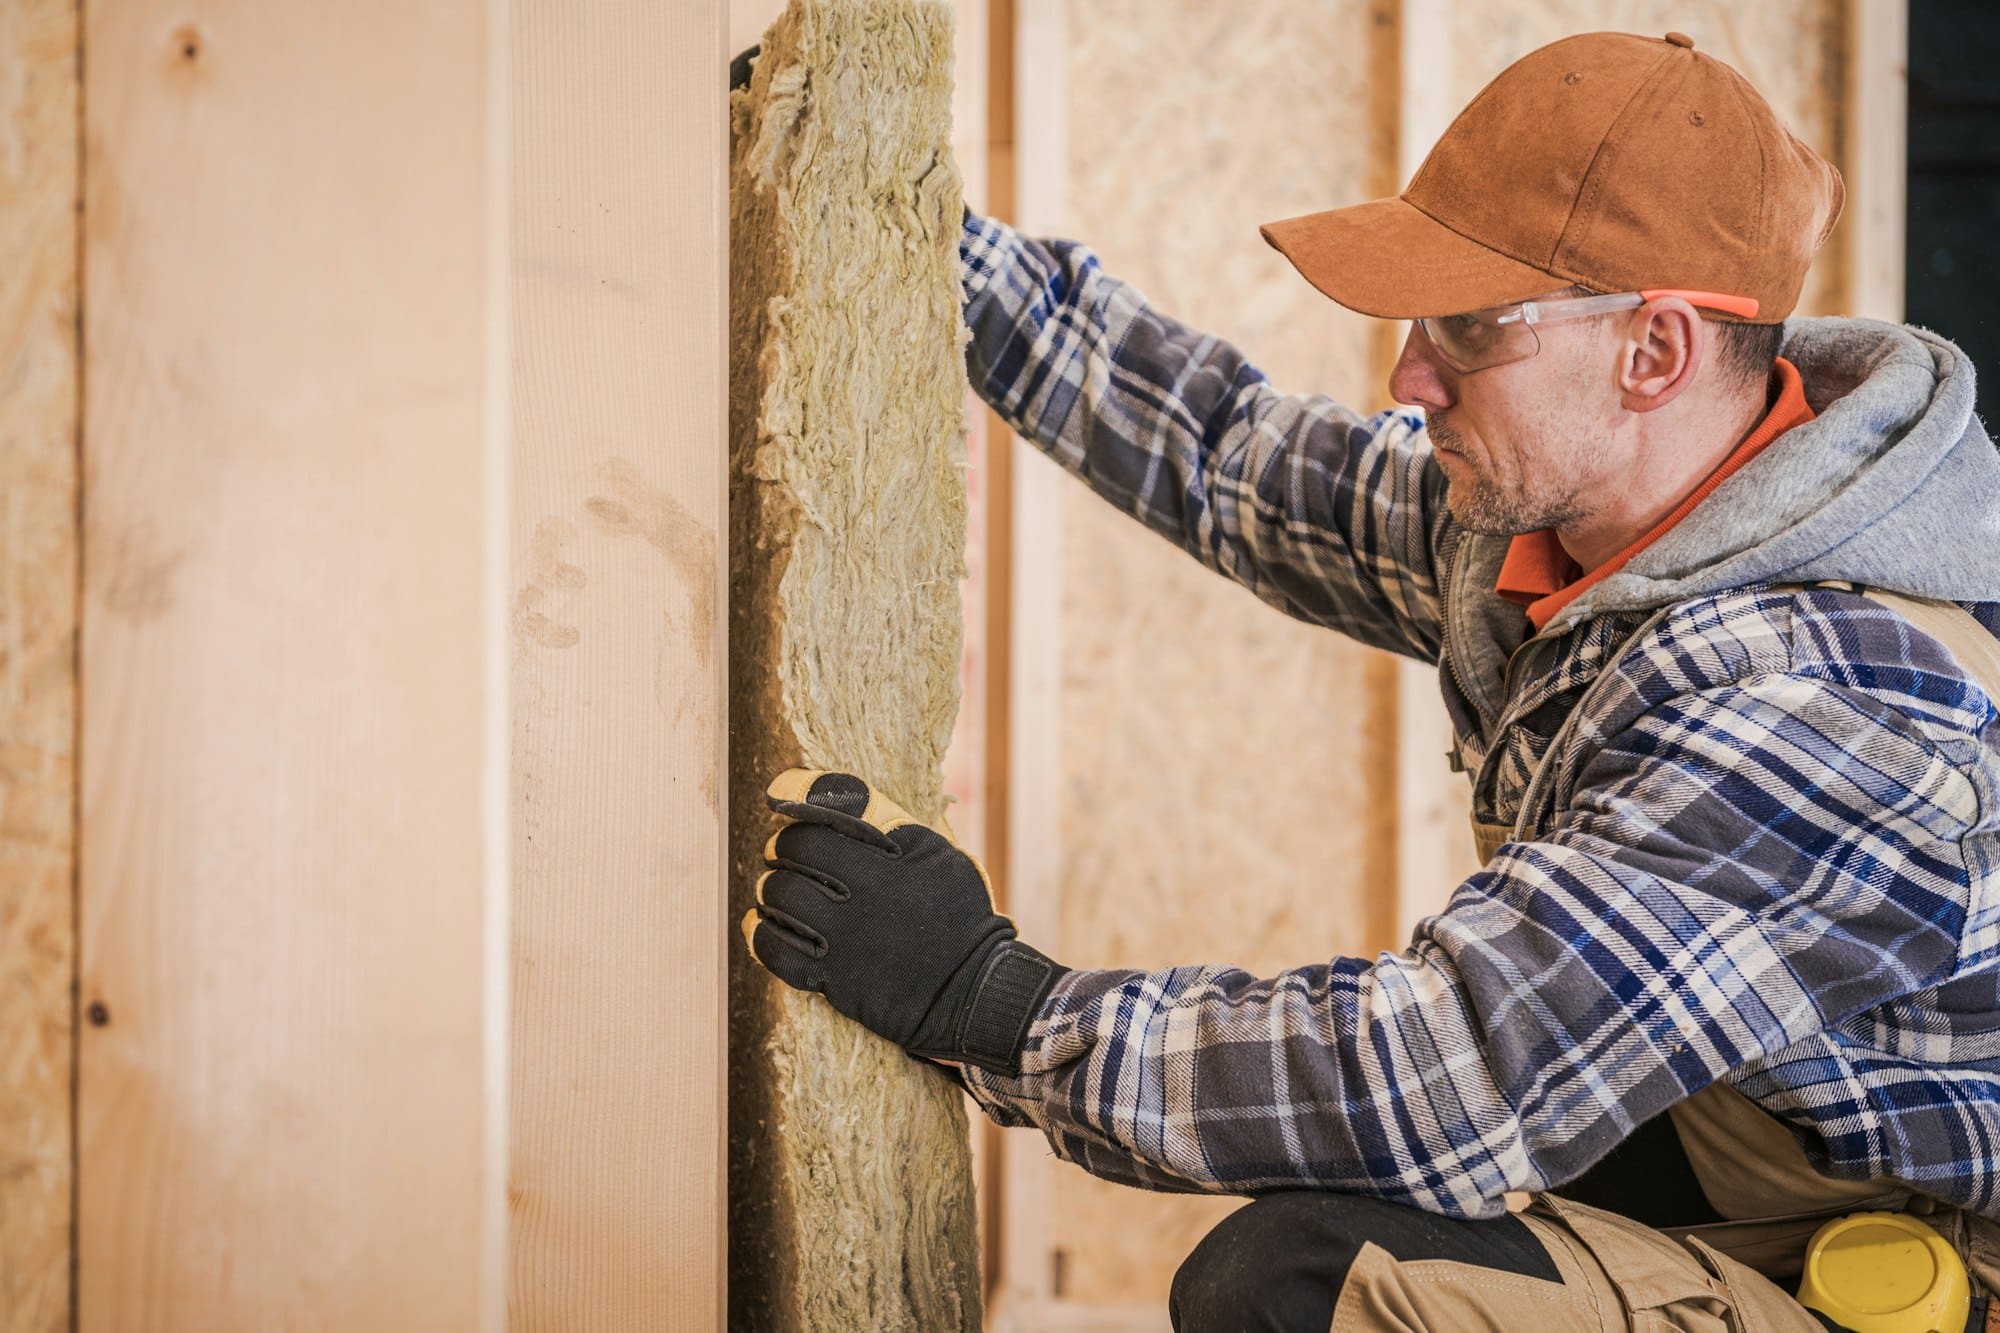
xmin=1843 ymin=0 xmax=1907 ymax=322
xmin=76 ymin=2 xmax=734 ymax=1325
xmin=1389 ymin=0 xmax=1465 ymax=947
xmin=978 ymin=2 xmax=1019 ymax=1302
xmin=507 ymin=1 xmax=727 ymax=1326
xmin=0 ymin=2 xmax=79 ymax=1329
xmin=78 ymin=3 xmax=507 ymax=1325
xmin=992 ymin=1 xmax=1068 ymax=1323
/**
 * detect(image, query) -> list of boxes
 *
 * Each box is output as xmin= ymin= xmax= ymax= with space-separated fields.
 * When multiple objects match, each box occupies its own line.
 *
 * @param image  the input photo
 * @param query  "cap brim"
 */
xmin=1259 ymin=197 xmax=1566 ymax=319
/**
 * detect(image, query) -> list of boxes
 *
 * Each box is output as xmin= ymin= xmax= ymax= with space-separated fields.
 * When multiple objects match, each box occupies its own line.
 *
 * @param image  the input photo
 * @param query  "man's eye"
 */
xmin=1438 ymin=314 xmax=1495 ymax=346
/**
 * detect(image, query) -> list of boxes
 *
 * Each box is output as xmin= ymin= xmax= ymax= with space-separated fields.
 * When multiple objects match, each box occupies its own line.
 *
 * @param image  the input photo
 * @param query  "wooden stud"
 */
xmin=1389 ymin=0 xmax=1476 ymax=948
xmin=991 ymin=2 xmax=1068 ymax=1325
xmin=506 ymin=1 xmax=727 ymax=1326
xmin=1843 ymin=0 xmax=1907 ymax=322
xmin=79 ymin=3 xmax=506 ymax=1326
xmin=75 ymin=1 xmax=730 ymax=1325
xmin=975 ymin=0 xmax=1017 ymax=1303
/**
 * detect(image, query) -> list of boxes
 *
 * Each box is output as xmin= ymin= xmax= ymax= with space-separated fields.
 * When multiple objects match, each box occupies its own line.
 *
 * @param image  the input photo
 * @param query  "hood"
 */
xmin=1552 ymin=317 xmax=1999 ymax=627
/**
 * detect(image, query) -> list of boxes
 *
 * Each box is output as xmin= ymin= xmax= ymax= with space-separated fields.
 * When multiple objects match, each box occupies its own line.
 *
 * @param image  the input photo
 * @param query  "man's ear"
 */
xmin=1615 ymin=296 xmax=1702 ymax=412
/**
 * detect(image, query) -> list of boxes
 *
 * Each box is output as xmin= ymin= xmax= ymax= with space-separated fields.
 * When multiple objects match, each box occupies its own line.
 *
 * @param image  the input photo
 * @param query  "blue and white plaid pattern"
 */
xmin=955 ymin=211 xmax=2000 ymax=1220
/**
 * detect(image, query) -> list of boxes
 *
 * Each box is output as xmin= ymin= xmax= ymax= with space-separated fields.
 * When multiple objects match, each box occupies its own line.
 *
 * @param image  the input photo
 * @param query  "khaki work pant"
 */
xmin=1329 ymin=1195 xmax=1832 ymax=1332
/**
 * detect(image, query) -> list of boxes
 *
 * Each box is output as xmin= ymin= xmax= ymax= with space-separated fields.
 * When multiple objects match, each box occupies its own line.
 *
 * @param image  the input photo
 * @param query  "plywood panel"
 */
xmin=507 ymin=1 xmax=726 ymax=1327
xmin=1048 ymin=0 xmax=1403 ymax=1308
xmin=0 ymin=2 xmax=78 ymax=1329
xmin=729 ymin=2 xmax=981 ymax=1328
xmin=78 ymin=3 xmax=502 ymax=1327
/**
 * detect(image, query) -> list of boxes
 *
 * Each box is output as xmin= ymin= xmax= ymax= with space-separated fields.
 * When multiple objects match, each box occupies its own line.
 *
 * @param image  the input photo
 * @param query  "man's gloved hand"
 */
xmin=743 ymin=769 xmax=1066 ymax=1075
xmin=729 ymin=44 xmax=759 ymax=93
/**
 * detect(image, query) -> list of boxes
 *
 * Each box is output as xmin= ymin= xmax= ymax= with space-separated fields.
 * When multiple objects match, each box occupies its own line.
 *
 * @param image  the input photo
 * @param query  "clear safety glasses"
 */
xmin=1416 ymin=288 xmax=1762 ymax=373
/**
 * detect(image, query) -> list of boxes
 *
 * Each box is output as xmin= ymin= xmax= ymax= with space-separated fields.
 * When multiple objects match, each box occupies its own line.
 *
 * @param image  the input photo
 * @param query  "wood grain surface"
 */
xmin=78 ymin=4 xmax=503 ymax=1327
xmin=506 ymin=1 xmax=726 ymax=1326
xmin=0 ymin=2 xmax=78 ymax=1329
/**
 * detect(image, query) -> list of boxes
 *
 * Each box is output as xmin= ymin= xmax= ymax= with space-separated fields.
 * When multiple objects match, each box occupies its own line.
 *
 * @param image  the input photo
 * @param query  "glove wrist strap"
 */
xmin=954 ymin=940 xmax=1065 ymax=1075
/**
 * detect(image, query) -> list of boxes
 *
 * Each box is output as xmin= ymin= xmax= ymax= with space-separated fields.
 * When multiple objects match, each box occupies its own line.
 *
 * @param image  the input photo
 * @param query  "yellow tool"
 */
xmin=1796 ymin=1211 xmax=1971 ymax=1333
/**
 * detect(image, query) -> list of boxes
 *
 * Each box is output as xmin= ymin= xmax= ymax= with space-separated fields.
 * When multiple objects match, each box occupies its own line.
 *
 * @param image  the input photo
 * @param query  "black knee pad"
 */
xmin=1170 ymin=1193 xmax=1356 ymax=1332
xmin=1168 ymin=1192 xmax=1558 ymax=1333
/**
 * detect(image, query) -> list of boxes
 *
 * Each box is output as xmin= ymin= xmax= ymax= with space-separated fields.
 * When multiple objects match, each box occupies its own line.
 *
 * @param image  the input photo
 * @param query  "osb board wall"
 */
xmin=728 ymin=3 xmax=982 ymax=1329
xmin=1446 ymin=0 xmax=1847 ymax=316
xmin=1049 ymin=0 xmax=1404 ymax=1307
xmin=0 ymin=2 xmax=77 ymax=1329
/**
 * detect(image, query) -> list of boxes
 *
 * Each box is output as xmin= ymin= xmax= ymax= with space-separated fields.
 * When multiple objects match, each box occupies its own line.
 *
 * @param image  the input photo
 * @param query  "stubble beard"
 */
xmin=1430 ymin=415 xmax=1590 ymax=537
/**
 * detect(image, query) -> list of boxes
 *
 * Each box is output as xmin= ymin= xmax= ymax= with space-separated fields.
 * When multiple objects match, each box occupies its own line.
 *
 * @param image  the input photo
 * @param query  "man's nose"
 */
xmin=1388 ymin=325 xmax=1454 ymax=412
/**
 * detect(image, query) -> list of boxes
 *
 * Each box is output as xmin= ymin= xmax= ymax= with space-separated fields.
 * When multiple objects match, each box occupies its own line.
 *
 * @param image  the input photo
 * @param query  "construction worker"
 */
xmin=743 ymin=30 xmax=2000 ymax=1332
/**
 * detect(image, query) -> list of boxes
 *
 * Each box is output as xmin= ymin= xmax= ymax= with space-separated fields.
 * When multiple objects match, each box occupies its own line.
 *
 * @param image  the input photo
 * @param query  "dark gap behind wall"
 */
xmin=1905 ymin=0 xmax=2000 ymax=411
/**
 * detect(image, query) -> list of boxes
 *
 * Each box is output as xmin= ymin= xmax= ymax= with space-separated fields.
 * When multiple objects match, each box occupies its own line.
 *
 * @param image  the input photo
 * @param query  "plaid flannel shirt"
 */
xmin=954 ymin=210 xmax=2000 ymax=1220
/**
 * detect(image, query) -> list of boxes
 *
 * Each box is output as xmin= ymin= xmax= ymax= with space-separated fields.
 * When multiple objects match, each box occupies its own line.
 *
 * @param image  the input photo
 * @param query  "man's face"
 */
xmin=1388 ymin=294 xmax=1621 ymax=538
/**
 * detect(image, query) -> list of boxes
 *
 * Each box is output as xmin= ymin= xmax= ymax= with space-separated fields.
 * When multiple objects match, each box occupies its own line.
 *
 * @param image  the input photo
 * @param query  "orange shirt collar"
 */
xmin=1494 ymin=356 xmax=1814 ymax=632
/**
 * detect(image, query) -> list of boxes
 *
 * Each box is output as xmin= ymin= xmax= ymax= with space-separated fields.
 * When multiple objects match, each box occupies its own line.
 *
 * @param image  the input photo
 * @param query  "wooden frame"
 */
xmin=59 ymin=2 xmax=728 ymax=1326
xmin=1388 ymin=0 xmax=1468 ymax=948
xmin=79 ymin=5 xmax=511 ymax=1323
xmin=506 ymin=2 xmax=727 ymax=1324
xmin=2 ymin=0 xmax=1907 ymax=1326
xmin=988 ymin=1 xmax=1072 ymax=1327
xmin=1844 ymin=0 xmax=1908 ymax=322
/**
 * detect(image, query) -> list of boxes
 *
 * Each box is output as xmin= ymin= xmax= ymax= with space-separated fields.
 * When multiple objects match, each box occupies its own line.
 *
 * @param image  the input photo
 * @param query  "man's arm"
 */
xmin=962 ymin=210 xmax=1450 ymax=663
xmin=958 ymin=667 xmax=1984 ymax=1216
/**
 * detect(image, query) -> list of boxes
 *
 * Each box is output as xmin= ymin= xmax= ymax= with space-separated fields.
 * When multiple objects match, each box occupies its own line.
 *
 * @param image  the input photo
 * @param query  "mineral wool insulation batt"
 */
xmin=727 ymin=2 xmax=983 ymax=1330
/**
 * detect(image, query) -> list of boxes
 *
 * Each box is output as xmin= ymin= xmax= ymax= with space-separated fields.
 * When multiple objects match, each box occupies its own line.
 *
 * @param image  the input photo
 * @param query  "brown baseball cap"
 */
xmin=1259 ymin=31 xmax=1844 ymax=323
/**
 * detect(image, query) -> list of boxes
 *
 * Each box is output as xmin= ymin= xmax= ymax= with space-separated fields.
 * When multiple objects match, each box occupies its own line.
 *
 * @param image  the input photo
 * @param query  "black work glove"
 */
xmin=743 ymin=769 xmax=1066 ymax=1075
xmin=729 ymin=44 xmax=759 ymax=92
